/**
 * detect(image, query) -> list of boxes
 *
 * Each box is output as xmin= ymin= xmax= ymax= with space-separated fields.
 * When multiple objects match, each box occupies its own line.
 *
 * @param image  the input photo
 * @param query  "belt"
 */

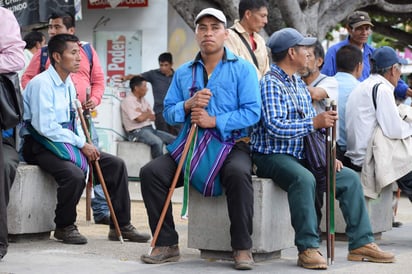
xmin=236 ymin=137 xmax=250 ymax=143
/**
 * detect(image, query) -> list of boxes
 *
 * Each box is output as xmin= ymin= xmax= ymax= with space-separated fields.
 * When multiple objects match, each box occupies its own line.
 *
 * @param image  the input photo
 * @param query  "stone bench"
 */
xmin=7 ymin=164 xmax=57 ymax=241
xmin=188 ymin=177 xmax=294 ymax=262
xmin=116 ymin=141 xmax=152 ymax=180
xmin=320 ymin=183 xmax=393 ymax=239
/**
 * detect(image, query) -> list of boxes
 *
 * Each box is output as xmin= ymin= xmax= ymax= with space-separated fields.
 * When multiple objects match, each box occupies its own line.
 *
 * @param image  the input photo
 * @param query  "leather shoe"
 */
xmin=54 ymin=225 xmax=88 ymax=245
xmin=297 ymin=248 xmax=327 ymax=269
xmin=348 ymin=242 xmax=395 ymax=263
xmin=392 ymin=221 xmax=403 ymax=228
xmin=141 ymin=245 xmax=180 ymax=264
xmin=95 ymin=215 xmax=110 ymax=225
xmin=0 ymin=249 xmax=6 ymax=261
xmin=233 ymin=249 xmax=254 ymax=270
xmin=108 ymin=224 xmax=150 ymax=242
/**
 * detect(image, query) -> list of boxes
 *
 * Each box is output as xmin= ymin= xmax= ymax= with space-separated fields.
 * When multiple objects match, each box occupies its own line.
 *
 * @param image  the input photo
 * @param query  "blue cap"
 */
xmin=371 ymin=46 xmax=407 ymax=69
xmin=266 ymin=28 xmax=317 ymax=54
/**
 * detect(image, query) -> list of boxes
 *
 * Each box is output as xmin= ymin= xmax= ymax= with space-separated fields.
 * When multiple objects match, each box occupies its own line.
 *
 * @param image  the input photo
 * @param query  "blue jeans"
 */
xmin=127 ymin=126 xmax=175 ymax=158
xmin=91 ymin=184 xmax=109 ymax=221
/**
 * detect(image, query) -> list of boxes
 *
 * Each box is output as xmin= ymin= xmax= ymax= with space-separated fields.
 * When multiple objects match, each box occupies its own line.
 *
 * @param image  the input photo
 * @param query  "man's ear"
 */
xmin=52 ymin=51 xmax=61 ymax=64
xmin=68 ymin=27 xmax=75 ymax=35
xmin=355 ymin=62 xmax=363 ymax=78
xmin=317 ymin=57 xmax=324 ymax=69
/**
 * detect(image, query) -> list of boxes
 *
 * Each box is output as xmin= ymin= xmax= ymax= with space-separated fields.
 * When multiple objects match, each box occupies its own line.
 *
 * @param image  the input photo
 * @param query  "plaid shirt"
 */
xmin=251 ymin=64 xmax=316 ymax=159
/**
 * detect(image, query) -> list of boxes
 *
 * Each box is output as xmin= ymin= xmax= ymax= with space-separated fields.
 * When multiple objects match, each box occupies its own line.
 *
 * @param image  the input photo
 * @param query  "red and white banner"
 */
xmin=106 ymin=35 xmax=126 ymax=84
xmin=88 ymin=0 xmax=148 ymax=9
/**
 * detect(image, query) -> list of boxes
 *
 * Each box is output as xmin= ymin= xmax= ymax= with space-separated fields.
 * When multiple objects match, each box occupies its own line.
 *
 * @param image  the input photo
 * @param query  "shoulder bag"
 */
xmin=0 ymin=72 xmax=23 ymax=129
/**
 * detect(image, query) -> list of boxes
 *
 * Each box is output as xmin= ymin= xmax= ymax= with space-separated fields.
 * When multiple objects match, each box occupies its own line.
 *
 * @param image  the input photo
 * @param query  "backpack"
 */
xmin=40 ymin=42 xmax=93 ymax=73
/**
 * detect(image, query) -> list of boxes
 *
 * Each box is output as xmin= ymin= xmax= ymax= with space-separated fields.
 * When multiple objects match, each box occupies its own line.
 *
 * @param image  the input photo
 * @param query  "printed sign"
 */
xmin=88 ymin=0 xmax=148 ymax=9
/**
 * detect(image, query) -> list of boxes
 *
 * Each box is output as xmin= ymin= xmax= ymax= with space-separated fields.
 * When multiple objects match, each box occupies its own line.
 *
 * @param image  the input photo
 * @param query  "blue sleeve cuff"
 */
xmin=394 ymin=80 xmax=408 ymax=100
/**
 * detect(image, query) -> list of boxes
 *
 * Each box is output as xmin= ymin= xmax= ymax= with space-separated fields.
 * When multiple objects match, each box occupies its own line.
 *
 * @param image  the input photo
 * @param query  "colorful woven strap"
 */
xmin=181 ymin=126 xmax=198 ymax=218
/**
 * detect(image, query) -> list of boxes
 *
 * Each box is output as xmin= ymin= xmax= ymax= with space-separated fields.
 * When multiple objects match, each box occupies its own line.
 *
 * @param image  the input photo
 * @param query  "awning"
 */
xmin=88 ymin=0 xmax=148 ymax=9
xmin=0 ymin=0 xmax=75 ymax=27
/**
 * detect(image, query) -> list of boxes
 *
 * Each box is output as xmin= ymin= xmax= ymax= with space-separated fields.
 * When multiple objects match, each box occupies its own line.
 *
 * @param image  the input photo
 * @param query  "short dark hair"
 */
xmin=306 ymin=40 xmax=325 ymax=69
xmin=336 ymin=45 xmax=363 ymax=73
xmin=238 ymin=0 xmax=268 ymax=19
xmin=158 ymin=52 xmax=172 ymax=63
xmin=129 ymin=75 xmax=146 ymax=90
xmin=312 ymin=41 xmax=324 ymax=60
xmin=271 ymin=48 xmax=289 ymax=63
xmin=49 ymin=12 xmax=75 ymax=29
xmin=48 ymin=33 xmax=79 ymax=66
xmin=23 ymin=31 xmax=45 ymax=50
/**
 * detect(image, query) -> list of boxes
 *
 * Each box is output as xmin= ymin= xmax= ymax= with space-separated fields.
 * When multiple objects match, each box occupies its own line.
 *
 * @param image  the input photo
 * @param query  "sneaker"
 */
xmin=108 ymin=224 xmax=150 ymax=242
xmin=54 ymin=225 xmax=88 ymax=245
xmin=297 ymin=248 xmax=327 ymax=269
xmin=233 ymin=249 xmax=254 ymax=270
xmin=347 ymin=242 xmax=395 ymax=263
xmin=95 ymin=215 xmax=110 ymax=225
xmin=141 ymin=245 xmax=180 ymax=264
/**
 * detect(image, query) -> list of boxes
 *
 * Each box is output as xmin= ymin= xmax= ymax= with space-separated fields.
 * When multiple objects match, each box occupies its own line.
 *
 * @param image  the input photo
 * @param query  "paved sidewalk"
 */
xmin=1 ymin=193 xmax=412 ymax=273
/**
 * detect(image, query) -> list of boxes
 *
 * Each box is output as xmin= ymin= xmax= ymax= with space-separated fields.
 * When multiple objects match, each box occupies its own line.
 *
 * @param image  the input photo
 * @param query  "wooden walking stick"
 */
xmin=85 ymin=163 xmax=93 ymax=223
xmin=325 ymin=101 xmax=332 ymax=264
xmin=330 ymin=100 xmax=337 ymax=264
xmin=75 ymin=99 xmax=124 ymax=243
xmin=325 ymin=100 xmax=337 ymax=265
xmin=84 ymin=88 xmax=92 ymax=224
xmin=149 ymin=123 xmax=198 ymax=252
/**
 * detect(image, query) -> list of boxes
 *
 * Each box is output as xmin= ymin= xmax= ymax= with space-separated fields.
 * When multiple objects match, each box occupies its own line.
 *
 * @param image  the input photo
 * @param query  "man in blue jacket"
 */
xmin=139 ymin=8 xmax=261 ymax=270
xmin=322 ymin=11 xmax=411 ymax=100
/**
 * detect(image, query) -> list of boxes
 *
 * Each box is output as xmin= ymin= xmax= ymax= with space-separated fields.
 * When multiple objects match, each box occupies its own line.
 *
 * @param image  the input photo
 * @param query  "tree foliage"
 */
xmin=169 ymin=0 xmax=412 ymax=48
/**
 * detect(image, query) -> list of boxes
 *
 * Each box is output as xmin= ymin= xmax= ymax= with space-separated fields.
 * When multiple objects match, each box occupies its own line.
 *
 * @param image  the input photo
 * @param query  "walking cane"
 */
xmin=75 ymin=99 xmax=124 ymax=243
xmin=325 ymin=101 xmax=332 ymax=264
xmin=325 ymin=100 xmax=337 ymax=265
xmin=330 ymin=100 xmax=337 ymax=264
xmin=84 ymin=88 xmax=92 ymax=224
xmin=149 ymin=123 xmax=198 ymax=253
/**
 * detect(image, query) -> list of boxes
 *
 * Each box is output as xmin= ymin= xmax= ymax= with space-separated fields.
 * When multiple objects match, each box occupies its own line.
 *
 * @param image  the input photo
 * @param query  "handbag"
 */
xmin=303 ymin=128 xmax=327 ymax=192
xmin=0 ymin=72 xmax=23 ymax=129
xmin=167 ymin=120 xmax=234 ymax=197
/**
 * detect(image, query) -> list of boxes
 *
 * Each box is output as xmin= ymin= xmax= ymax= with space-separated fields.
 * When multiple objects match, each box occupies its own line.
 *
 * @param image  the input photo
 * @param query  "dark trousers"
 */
xmin=22 ymin=136 xmax=131 ymax=228
xmin=140 ymin=141 xmax=254 ymax=250
xmin=0 ymin=137 xmax=19 ymax=253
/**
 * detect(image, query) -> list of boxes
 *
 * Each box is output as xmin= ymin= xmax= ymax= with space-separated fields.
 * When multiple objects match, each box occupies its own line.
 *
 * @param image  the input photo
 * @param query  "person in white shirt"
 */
xmin=346 ymin=46 xmax=412 ymax=200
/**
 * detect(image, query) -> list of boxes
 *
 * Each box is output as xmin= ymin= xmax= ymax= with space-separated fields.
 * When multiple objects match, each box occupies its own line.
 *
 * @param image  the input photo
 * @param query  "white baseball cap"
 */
xmin=194 ymin=8 xmax=227 ymax=27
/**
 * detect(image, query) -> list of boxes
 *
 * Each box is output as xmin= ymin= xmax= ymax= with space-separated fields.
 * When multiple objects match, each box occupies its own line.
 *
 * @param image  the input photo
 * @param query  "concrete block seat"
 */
xmin=188 ymin=176 xmax=294 ymax=262
xmin=116 ymin=141 xmax=152 ymax=180
xmin=7 ymin=163 xmax=57 ymax=241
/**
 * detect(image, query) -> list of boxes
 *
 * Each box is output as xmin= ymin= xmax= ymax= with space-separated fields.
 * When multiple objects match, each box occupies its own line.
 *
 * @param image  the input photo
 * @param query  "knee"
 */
xmin=140 ymin=161 xmax=155 ymax=184
xmin=293 ymin=172 xmax=316 ymax=192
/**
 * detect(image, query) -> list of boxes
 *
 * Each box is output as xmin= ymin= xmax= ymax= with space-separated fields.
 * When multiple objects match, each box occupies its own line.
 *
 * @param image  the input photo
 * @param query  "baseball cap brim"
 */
xmin=351 ymin=21 xmax=374 ymax=29
xmin=297 ymin=37 xmax=317 ymax=46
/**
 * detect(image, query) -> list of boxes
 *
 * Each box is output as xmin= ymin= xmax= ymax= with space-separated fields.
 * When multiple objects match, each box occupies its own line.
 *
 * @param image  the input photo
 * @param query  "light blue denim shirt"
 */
xmin=335 ymin=71 xmax=360 ymax=150
xmin=163 ymin=48 xmax=261 ymax=141
xmin=23 ymin=65 xmax=86 ymax=148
